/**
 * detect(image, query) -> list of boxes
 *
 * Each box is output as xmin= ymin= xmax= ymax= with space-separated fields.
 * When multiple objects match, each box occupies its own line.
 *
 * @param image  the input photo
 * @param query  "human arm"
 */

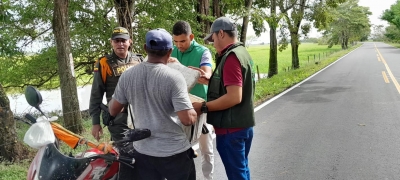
xmin=177 ymin=109 xmax=197 ymax=126
xmin=171 ymin=72 xmax=198 ymax=126
xmin=108 ymin=98 xmax=125 ymax=117
xmin=193 ymin=86 xmax=242 ymax=114
xmin=89 ymin=62 xmax=106 ymax=125
xmin=189 ymin=49 xmax=213 ymax=84
xmin=89 ymin=62 xmax=106 ymax=140
xmin=193 ymin=54 xmax=242 ymax=114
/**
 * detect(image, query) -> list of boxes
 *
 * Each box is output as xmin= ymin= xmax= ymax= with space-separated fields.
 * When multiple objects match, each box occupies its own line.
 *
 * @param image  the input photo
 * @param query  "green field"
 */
xmin=0 ymin=42 xmax=359 ymax=179
xmin=249 ymin=43 xmax=343 ymax=74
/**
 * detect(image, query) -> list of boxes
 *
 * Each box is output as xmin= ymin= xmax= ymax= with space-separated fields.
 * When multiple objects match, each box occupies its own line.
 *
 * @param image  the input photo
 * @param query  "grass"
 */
xmin=253 ymin=44 xmax=359 ymax=104
xmin=0 ymin=42 xmax=360 ymax=179
xmin=386 ymin=42 xmax=400 ymax=49
xmin=249 ymin=43 xmax=343 ymax=74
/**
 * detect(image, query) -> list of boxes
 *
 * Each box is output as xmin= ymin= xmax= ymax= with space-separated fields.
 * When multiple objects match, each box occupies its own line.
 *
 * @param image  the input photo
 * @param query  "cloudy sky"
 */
xmin=248 ymin=0 xmax=398 ymax=43
xmin=358 ymin=0 xmax=397 ymax=26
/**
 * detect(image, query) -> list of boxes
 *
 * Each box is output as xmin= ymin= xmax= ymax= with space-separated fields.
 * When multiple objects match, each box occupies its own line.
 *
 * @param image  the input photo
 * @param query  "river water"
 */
xmin=7 ymin=85 xmax=106 ymax=115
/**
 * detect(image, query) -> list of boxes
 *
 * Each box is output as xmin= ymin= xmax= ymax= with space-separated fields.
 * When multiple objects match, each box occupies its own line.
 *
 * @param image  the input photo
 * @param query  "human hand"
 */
xmin=167 ymin=57 xmax=179 ymax=63
xmin=188 ymin=66 xmax=210 ymax=85
xmin=192 ymin=102 xmax=203 ymax=115
xmin=92 ymin=124 xmax=103 ymax=141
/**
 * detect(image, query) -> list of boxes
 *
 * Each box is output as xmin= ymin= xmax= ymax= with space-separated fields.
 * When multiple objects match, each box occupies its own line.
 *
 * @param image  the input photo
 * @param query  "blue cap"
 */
xmin=145 ymin=28 xmax=173 ymax=50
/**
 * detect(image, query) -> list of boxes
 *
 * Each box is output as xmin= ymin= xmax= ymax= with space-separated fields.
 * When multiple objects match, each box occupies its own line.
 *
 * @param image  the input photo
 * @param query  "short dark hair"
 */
xmin=214 ymin=30 xmax=237 ymax=38
xmin=146 ymin=48 xmax=170 ymax=57
xmin=172 ymin=21 xmax=192 ymax=36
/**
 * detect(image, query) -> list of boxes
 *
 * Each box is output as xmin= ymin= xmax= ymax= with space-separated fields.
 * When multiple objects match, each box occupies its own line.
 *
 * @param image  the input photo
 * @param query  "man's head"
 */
xmin=172 ymin=21 xmax=194 ymax=53
xmin=144 ymin=28 xmax=173 ymax=63
xmin=204 ymin=17 xmax=238 ymax=53
xmin=110 ymin=27 xmax=132 ymax=58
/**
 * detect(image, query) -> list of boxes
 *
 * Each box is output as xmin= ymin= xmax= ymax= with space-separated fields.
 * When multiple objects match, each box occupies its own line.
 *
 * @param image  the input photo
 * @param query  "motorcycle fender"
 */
xmin=27 ymin=146 xmax=47 ymax=180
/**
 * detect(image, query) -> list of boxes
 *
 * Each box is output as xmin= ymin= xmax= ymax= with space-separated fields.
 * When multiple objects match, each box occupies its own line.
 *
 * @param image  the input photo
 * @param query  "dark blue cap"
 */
xmin=145 ymin=28 xmax=173 ymax=50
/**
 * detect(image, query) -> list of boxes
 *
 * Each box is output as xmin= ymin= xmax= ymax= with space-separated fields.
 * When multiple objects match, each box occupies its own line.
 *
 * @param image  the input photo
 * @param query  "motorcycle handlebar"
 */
xmin=118 ymin=156 xmax=136 ymax=165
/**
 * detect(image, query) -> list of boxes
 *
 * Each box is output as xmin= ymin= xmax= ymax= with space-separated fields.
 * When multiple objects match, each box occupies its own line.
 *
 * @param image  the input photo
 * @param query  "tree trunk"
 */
xmin=290 ymin=32 xmax=300 ymax=69
xmin=240 ymin=0 xmax=253 ymax=45
xmin=268 ymin=0 xmax=278 ymax=77
xmin=213 ymin=0 xmax=222 ymax=17
xmin=53 ymin=0 xmax=83 ymax=134
xmin=0 ymin=84 xmax=27 ymax=162
xmin=114 ymin=0 xmax=135 ymax=49
xmin=197 ymin=0 xmax=210 ymax=38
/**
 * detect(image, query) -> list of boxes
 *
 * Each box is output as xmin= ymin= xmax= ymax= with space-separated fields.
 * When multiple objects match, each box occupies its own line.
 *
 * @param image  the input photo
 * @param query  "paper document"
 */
xmin=167 ymin=62 xmax=200 ymax=91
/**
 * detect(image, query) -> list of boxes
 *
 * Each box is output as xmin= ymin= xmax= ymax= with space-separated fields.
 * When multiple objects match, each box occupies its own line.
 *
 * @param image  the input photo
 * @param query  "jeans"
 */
xmin=216 ymin=127 xmax=253 ymax=180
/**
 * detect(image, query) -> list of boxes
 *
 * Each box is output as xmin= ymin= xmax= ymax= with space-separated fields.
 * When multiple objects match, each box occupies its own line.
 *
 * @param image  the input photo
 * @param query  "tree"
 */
xmin=321 ymin=0 xmax=371 ymax=49
xmin=53 ymin=0 xmax=83 ymax=133
xmin=370 ymin=25 xmax=386 ymax=41
xmin=279 ymin=0 xmax=303 ymax=69
xmin=382 ymin=1 xmax=400 ymax=30
xmin=239 ymin=0 xmax=253 ymax=45
xmin=221 ymin=0 xmax=254 ymax=45
xmin=0 ymin=83 xmax=28 ymax=162
xmin=1 ymin=0 xmax=117 ymax=91
xmin=384 ymin=24 xmax=400 ymax=42
xmin=197 ymin=0 xmax=211 ymax=38
xmin=114 ymin=0 xmax=136 ymax=51
xmin=279 ymin=0 xmax=346 ymax=69
xmin=269 ymin=0 xmax=279 ymax=77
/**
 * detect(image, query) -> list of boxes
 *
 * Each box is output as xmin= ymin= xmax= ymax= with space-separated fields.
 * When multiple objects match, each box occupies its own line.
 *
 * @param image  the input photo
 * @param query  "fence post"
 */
xmin=256 ymin=65 xmax=260 ymax=81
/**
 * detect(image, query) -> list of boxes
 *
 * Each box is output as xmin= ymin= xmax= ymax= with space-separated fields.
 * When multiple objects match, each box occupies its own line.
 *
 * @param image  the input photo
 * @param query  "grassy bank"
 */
xmin=0 ymin=43 xmax=361 ymax=179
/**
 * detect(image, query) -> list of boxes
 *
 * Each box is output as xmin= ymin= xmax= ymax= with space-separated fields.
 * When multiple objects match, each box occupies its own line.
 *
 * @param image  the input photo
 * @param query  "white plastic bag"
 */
xmin=182 ymin=113 xmax=207 ymax=144
xmin=23 ymin=116 xmax=58 ymax=149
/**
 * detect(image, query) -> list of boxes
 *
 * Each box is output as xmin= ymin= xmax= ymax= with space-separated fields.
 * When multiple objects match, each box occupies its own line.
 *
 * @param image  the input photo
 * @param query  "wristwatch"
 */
xmin=201 ymin=101 xmax=208 ymax=113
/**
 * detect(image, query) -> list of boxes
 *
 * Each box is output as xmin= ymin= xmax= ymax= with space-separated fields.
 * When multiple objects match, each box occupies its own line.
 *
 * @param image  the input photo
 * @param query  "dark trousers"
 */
xmin=216 ymin=127 xmax=253 ymax=180
xmin=107 ymin=112 xmax=129 ymax=141
xmin=117 ymin=142 xmax=136 ymax=180
xmin=132 ymin=148 xmax=196 ymax=180
xmin=108 ymin=112 xmax=131 ymax=180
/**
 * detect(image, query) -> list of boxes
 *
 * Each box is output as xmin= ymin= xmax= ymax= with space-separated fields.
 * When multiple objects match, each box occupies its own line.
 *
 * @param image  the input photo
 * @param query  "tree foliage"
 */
xmin=382 ymin=1 xmax=400 ymax=30
xmin=381 ymin=0 xmax=400 ymax=42
xmin=320 ymin=0 xmax=371 ymax=49
xmin=384 ymin=24 xmax=400 ymax=42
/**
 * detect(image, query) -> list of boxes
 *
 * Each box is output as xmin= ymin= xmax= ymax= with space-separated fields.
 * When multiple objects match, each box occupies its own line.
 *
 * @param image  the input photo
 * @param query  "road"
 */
xmin=195 ymin=42 xmax=400 ymax=180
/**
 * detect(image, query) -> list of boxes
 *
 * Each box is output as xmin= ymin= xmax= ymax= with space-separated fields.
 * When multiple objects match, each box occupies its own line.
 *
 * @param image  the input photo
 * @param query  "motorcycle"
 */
xmin=23 ymin=86 xmax=151 ymax=180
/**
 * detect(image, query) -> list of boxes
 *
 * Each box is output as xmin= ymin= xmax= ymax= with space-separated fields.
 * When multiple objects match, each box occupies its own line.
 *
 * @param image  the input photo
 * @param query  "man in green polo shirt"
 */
xmin=171 ymin=20 xmax=215 ymax=180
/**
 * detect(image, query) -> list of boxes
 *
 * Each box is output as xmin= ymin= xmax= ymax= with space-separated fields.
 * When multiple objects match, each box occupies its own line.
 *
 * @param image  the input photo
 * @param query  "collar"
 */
xmin=218 ymin=43 xmax=234 ymax=56
xmin=111 ymin=51 xmax=130 ymax=62
xmin=217 ymin=42 xmax=245 ymax=58
xmin=111 ymin=51 xmax=130 ymax=60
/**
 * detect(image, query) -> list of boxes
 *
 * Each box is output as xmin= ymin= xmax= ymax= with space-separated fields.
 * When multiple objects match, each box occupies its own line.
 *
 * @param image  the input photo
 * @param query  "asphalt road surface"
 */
xmin=194 ymin=42 xmax=400 ymax=180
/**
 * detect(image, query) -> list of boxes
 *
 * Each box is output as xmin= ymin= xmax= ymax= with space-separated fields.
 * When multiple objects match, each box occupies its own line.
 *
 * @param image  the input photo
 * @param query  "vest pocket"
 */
xmin=208 ymin=76 xmax=222 ymax=101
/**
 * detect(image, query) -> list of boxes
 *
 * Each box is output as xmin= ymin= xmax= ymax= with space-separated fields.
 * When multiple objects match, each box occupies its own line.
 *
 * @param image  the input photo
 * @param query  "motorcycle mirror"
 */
xmin=25 ymin=86 xmax=46 ymax=116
